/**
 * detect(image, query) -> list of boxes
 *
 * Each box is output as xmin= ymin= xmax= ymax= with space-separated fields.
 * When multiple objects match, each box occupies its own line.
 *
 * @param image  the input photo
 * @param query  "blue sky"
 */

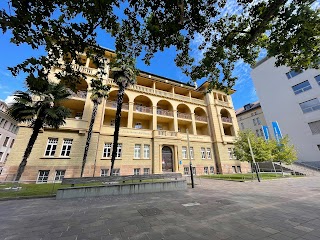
xmin=0 ymin=2 xmax=258 ymax=110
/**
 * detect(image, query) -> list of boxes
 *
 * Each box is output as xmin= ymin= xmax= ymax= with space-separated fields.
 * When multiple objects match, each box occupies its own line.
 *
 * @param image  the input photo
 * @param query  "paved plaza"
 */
xmin=2 ymin=177 xmax=320 ymax=240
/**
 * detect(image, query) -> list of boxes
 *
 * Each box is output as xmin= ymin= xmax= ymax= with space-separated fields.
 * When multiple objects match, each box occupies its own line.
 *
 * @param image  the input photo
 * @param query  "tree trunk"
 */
xmin=80 ymin=101 xmax=99 ymax=177
xmin=110 ymin=85 xmax=125 ymax=175
xmin=15 ymin=118 xmax=43 ymax=182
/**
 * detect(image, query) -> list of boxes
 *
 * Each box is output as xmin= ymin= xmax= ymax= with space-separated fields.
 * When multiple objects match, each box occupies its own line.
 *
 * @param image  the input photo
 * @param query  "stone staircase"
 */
xmin=276 ymin=162 xmax=320 ymax=176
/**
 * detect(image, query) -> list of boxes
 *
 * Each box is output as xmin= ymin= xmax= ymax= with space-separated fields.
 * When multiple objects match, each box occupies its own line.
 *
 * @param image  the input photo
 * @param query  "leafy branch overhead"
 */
xmin=1 ymin=0 xmax=319 ymax=89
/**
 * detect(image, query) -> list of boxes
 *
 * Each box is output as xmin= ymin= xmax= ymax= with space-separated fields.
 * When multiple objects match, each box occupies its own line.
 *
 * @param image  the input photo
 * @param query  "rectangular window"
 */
xmin=134 ymin=144 xmax=141 ymax=159
xmin=3 ymin=137 xmax=9 ymax=147
xmin=256 ymin=117 xmax=261 ymax=125
xmin=300 ymin=98 xmax=320 ymax=113
xmin=44 ymin=138 xmax=58 ymax=156
xmin=308 ymin=120 xmax=320 ymax=135
xmin=182 ymin=146 xmax=187 ymax=159
xmin=101 ymin=169 xmax=109 ymax=176
xmin=5 ymin=153 xmax=9 ymax=162
xmin=103 ymin=143 xmax=112 ymax=158
xmin=292 ymin=80 xmax=312 ymax=95
xmin=232 ymin=166 xmax=236 ymax=173
xmin=189 ymin=147 xmax=194 ymax=159
xmin=206 ymin=148 xmax=212 ymax=159
xmin=116 ymin=144 xmax=122 ymax=158
xmin=286 ymin=69 xmax=302 ymax=79
xmin=134 ymin=122 xmax=142 ymax=129
xmin=253 ymin=119 xmax=256 ymax=126
xmin=54 ymin=170 xmax=66 ymax=181
xmin=204 ymin=167 xmax=209 ymax=175
xmin=315 ymin=75 xmax=320 ymax=85
xmin=256 ymin=129 xmax=260 ymax=137
xmin=144 ymin=145 xmax=150 ymax=159
xmin=37 ymin=170 xmax=50 ymax=183
xmin=60 ymin=139 xmax=73 ymax=157
xmin=201 ymin=147 xmax=206 ymax=159
xmin=184 ymin=167 xmax=189 ymax=175
xmin=318 ymin=145 xmax=320 ymax=151
xmin=210 ymin=166 xmax=214 ymax=174
xmin=228 ymin=148 xmax=233 ymax=159
xmin=0 ymin=152 xmax=3 ymax=162
xmin=192 ymin=167 xmax=196 ymax=175
xmin=237 ymin=166 xmax=242 ymax=173
xmin=10 ymin=139 xmax=15 ymax=148
xmin=112 ymin=168 xmax=120 ymax=176
xmin=133 ymin=168 xmax=140 ymax=175
xmin=144 ymin=168 xmax=150 ymax=175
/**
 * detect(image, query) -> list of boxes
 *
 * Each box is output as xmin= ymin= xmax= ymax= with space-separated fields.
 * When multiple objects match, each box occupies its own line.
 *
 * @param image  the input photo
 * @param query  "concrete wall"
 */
xmin=251 ymin=57 xmax=320 ymax=162
xmin=56 ymin=180 xmax=187 ymax=199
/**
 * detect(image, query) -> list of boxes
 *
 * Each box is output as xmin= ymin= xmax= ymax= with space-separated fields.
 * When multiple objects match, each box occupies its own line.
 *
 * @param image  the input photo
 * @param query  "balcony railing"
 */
xmin=106 ymin=100 xmax=129 ymax=110
xmin=68 ymin=89 xmax=87 ymax=99
xmin=157 ymin=130 xmax=177 ymax=137
xmin=195 ymin=115 xmax=207 ymax=122
xmin=73 ymin=65 xmax=97 ymax=76
xmin=221 ymin=117 xmax=232 ymax=123
xmin=177 ymin=112 xmax=192 ymax=120
xmin=134 ymin=105 xmax=153 ymax=114
xmin=157 ymin=109 xmax=174 ymax=117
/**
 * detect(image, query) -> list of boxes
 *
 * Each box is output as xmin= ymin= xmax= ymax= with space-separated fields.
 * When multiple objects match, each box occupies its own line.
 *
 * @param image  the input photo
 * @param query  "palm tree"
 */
xmin=80 ymin=79 xmax=110 ymax=177
xmin=109 ymin=59 xmax=137 ymax=175
xmin=9 ymin=81 xmax=71 ymax=182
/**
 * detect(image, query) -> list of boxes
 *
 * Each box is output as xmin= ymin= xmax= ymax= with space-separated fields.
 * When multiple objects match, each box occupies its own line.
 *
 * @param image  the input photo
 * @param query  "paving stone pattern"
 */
xmin=2 ymin=177 xmax=320 ymax=239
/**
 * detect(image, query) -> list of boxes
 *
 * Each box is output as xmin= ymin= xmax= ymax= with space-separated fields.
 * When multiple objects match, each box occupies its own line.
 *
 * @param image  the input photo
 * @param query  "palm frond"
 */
xmin=44 ymin=106 xmax=71 ymax=129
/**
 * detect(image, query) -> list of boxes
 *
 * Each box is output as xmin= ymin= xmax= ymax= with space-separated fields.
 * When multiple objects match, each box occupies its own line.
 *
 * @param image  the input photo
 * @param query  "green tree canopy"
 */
xmin=1 ymin=0 xmax=319 ymax=90
xmin=234 ymin=130 xmax=273 ymax=162
xmin=270 ymin=136 xmax=298 ymax=164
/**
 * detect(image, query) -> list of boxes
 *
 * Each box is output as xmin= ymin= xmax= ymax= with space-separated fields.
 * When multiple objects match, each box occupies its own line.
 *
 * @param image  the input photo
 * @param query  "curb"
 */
xmin=0 ymin=195 xmax=56 ymax=201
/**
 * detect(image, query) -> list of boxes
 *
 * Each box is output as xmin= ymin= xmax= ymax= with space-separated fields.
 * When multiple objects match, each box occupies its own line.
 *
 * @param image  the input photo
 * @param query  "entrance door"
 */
xmin=162 ymin=146 xmax=173 ymax=172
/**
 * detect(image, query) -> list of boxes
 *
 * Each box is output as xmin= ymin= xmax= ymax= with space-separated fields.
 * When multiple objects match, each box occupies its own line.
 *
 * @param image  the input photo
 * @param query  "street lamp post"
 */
xmin=187 ymin=129 xmax=194 ymax=188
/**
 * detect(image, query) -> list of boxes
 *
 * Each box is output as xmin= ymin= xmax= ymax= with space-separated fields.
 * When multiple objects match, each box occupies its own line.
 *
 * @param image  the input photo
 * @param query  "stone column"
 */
xmin=152 ymin=106 xmax=157 ymax=130
xmin=174 ymin=109 xmax=178 ymax=132
xmin=173 ymin=145 xmax=179 ymax=172
xmin=191 ymin=113 xmax=197 ymax=135
xmin=127 ymin=102 xmax=134 ymax=128
xmin=85 ymin=58 xmax=91 ymax=67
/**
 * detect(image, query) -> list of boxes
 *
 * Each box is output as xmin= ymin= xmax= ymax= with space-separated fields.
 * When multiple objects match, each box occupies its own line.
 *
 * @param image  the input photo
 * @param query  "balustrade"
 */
xmin=157 ymin=130 xmax=177 ymax=137
xmin=177 ymin=112 xmax=192 ymax=120
xmin=221 ymin=117 xmax=232 ymax=123
xmin=68 ymin=89 xmax=87 ymax=99
xmin=134 ymin=105 xmax=153 ymax=114
xmin=106 ymin=100 xmax=129 ymax=110
xmin=157 ymin=109 xmax=174 ymax=117
xmin=195 ymin=115 xmax=207 ymax=122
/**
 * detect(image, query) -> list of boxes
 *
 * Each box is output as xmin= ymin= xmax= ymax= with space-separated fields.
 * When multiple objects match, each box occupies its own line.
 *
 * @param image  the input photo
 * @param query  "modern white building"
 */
xmin=251 ymin=57 xmax=320 ymax=166
xmin=0 ymin=100 xmax=19 ymax=175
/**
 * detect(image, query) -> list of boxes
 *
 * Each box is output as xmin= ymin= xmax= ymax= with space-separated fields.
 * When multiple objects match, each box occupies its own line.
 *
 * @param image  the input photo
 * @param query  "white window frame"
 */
xmin=206 ymin=148 xmax=212 ymax=159
xmin=210 ymin=166 xmax=214 ymax=174
xmin=144 ymin=168 xmax=150 ymax=175
xmin=228 ymin=148 xmax=233 ymax=159
xmin=232 ymin=166 xmax=236 ymax=173
xmin=44 ymin=138 xmax=58 ymax=157
xmin=3 ymin=137 xmax=9 ymax=147
xmin=134 ymin=144 xmax=141 ymax=159
xmin=192 ymin=167 xmax=196 ymax=175
xmin=0 ymin=152 xmax=3 ymax=162
xmin=189 ymin=147 xmax=194 ymax=159
xmin=144 ymin=144 xmax=150 ymax=159
xmin=204 ymin=167 xmax=209 ymax=175
xmin=182 ymin=146 xmax=187 ymax=159
xmin=37 ymin=170 xmax=50 ymax=183
xmin=54 ymin=170 xmax=66 ymax=182
xmin=116 ymin=143 xmax=122 ymax=158
xmin=237 ymin=166 xmax=242 ymax=173
xmin=101 ymin=169 xmax=109 ymax=176
xmin=133 ymin=168 xmax=140 ymax=175
xmin=103 ymin=143 xmax=112 ymax=158
xmin=112 ymin=168 xmax=120 ymax=176
xmin=201 ymin=147 xmax=206 ymax=159
xmin=184 ymin=167 xmax=189 ymax=175
xmin=60 ymin=139 xmax=73 ymax=157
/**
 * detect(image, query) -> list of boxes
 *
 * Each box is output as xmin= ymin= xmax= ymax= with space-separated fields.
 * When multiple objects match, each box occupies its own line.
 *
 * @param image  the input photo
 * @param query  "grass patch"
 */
xmin=200 ymin=173 xmax=303 ymax=182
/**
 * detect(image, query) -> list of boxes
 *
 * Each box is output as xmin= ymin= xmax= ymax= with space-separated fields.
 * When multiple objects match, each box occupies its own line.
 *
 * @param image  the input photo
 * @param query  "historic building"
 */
xmin=236 ymin=101 xmax=267 ymax=137
xmin=0 ymin=100 xmax=19 ymax=176
xmin=2 ymin=51 xmax=248 ymax=182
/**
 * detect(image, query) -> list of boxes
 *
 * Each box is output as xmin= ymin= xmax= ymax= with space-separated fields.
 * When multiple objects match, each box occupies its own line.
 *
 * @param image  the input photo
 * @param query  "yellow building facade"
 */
xmin=2 ymin=53 xmax=250 ymax=182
